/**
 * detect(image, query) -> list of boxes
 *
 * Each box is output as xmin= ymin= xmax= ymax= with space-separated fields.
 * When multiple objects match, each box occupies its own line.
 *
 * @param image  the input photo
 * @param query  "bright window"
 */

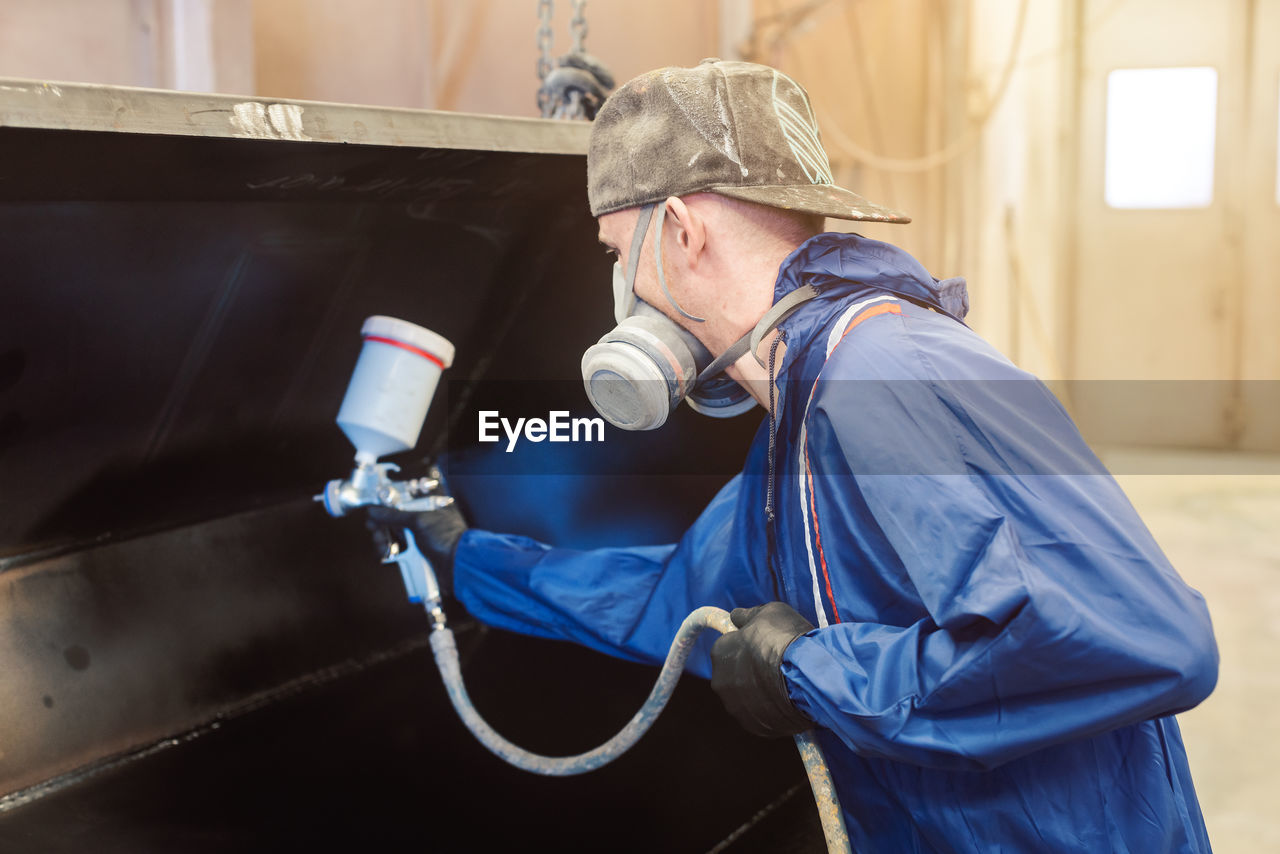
xmin=1105 ymin=67 xmax=1218 ymax=209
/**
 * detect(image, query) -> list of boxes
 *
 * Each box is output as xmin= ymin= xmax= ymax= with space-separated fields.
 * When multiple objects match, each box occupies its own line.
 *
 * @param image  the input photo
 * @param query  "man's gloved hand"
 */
xmin=711 ymin=602 xmax=815 ymax=738
xmin=365 ymin=500 xmax=468 ymax=597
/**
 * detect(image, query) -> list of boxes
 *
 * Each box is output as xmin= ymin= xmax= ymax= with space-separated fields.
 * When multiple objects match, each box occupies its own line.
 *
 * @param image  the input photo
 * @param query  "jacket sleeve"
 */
xmin=780 ymin=341 xmax=1219 ymax=771
xmin=452 ymin=472 xmax=770 ymax=678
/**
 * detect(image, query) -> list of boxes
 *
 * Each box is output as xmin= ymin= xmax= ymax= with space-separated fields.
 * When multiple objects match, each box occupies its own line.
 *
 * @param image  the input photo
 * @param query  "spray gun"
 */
xmin=317 ymin=316 xmax=851 ymax=853
xmin=316 ymin=315 xmax=456 ymax=613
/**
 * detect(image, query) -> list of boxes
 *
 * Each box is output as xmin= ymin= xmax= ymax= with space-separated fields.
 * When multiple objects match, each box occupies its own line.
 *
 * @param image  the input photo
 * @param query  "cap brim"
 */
xmin=709 ymin=183 xmax=911 ymax=224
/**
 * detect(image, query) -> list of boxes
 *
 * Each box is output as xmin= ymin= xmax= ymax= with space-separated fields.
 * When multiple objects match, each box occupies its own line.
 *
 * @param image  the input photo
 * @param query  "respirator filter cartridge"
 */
xmin=582 ymin=313 xmax=696 ymax=431
xmin=581 ymin=302 xmax=755 ymax=431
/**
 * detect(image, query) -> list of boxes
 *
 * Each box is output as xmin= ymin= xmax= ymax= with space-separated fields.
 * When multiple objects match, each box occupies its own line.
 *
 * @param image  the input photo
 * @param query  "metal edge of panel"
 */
xmin=0 ymin=77 xmax=592 ymax=155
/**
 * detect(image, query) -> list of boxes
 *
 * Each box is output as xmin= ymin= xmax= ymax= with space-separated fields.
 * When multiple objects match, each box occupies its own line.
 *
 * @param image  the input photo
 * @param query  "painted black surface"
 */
xmin=0 ymin=627 xmax=823 ymax=853
xmin=0 ymin=126 xmax=603 ymax=560
xmin=0 ymin=500 xmax=426 ymax=794
xmin=0 ymin=125 xmax=761 ymax=561
xmin=0 ymin=118 xmax=782 ymax=846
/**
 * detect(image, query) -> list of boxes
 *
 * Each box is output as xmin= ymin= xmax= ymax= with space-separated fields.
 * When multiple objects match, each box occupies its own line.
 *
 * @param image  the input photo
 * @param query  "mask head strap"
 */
xmin=694 ymin=284 xmax=821 ymax=386
xmin=747 ymin=284 xmax=820 ymax=366
xmin=617 ymin=204 xmax=657 ymax=321
xmin=652 ymin=202 xmax=706 ymax=323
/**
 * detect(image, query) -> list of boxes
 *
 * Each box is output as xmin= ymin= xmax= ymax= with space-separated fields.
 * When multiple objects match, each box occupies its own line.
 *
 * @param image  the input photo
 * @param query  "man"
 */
xmin=396 ymin=59 xmax=1218 ymax=851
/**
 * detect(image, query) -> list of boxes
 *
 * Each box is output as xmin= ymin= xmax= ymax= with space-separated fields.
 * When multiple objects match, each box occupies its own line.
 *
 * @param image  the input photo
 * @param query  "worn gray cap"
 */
xmin=587 ymin=58 xmax=910 ymax=224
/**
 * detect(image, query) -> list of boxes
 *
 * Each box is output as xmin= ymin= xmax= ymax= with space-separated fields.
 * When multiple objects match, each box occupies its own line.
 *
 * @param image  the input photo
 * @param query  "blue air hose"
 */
xmin=428 ymin=605 xmax=852 ymax=853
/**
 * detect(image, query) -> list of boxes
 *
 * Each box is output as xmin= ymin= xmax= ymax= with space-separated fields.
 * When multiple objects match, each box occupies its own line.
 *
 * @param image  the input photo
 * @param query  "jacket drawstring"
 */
xmin=765 ymin=329 xmax=787 ymax=523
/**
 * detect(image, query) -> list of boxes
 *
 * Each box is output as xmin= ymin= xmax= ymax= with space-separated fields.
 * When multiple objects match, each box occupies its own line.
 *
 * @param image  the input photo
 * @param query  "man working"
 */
xmin=392 ymin=59 xmax=1219 ymax=851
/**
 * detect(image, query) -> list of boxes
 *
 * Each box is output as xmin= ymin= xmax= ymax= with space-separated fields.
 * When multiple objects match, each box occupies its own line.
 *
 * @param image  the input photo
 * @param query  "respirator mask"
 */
xmin=581 ymin=203 xmax=757 ymax=431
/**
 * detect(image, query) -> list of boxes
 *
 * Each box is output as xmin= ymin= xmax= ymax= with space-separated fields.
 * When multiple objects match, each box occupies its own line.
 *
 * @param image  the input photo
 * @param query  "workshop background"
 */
xmin=1 ymin=1 xmax=1277 ymax=851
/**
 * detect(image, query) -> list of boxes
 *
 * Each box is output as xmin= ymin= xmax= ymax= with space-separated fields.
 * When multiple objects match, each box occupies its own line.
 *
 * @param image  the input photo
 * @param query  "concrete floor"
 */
xmin=1102 ymin=448 xmax=1280 ymax=854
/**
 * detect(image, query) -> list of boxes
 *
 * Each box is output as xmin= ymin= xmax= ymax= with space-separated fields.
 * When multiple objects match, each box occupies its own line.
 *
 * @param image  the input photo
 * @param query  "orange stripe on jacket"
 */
xmin=804 ymin=438 xmax=842 ymax=624
xmin=837 ymin=302 xmax=902 ymax=347
xmin=802 ymin=300 xmax=904 ymax=623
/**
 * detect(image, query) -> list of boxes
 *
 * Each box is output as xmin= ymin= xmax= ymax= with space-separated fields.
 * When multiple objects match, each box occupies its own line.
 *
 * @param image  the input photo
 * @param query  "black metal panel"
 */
xmin=0 ymin=630 xmax=820 ymax=852
xmin=0 ymin=500 xmax=420 ymax=794
xmin=0 ymin=108 xmax=773 ymax=844
xmin=0 ymin=127 xmax=606 ymax=561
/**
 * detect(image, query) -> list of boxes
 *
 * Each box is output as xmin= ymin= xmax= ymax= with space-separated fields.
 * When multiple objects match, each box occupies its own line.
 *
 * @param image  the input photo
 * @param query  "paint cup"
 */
xmin=336 ymin=316 xmax=454 ymax=463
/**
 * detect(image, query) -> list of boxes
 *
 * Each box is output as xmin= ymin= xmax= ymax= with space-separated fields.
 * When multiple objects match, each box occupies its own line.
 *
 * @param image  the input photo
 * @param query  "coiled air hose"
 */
xmin=321 ymin=319 xmax=849 ymax=848
xmin=428 ymin=605 xmax=852 ymax=853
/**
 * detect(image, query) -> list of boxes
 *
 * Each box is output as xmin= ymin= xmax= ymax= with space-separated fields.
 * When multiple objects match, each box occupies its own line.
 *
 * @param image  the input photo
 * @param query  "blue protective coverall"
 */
xmin=453 ymin=233 xmax=1219 ymax=852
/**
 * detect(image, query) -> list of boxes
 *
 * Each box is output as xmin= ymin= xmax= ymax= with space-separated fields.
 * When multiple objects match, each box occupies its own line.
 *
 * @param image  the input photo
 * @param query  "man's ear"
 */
xmin=664 ymin=196 xmax=706 ymax=268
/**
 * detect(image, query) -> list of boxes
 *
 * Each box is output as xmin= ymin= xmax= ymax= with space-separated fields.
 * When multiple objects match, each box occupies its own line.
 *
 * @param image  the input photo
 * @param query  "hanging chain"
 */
xmin=537 ymin=0 xmax=554 ymax=82
xmin=537 ymin=0 xmax=611 ymax=120
xmin=569 ymin=0 xmax=588 ymax=54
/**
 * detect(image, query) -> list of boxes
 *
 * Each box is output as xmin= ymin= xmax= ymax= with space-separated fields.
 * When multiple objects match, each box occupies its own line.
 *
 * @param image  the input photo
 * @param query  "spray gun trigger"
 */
xmin=392 ymin=529 xmax=441 ymax=605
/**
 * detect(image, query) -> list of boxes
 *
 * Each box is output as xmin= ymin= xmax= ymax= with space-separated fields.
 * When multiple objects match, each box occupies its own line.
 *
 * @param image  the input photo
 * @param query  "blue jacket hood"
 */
xmin=772 ymin=231 xmax=970 ymax=321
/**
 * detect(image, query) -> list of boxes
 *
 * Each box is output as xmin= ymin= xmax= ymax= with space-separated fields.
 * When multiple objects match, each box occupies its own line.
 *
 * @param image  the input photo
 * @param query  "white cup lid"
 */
xmin=361 ymin=315 xmax=455 ymax=368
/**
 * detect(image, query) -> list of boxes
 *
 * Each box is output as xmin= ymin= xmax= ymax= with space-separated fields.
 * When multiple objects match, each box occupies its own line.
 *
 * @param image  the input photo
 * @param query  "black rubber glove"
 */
xmin=710 ymin=602 xmax=815 ymax=738
xmin=365 ymin=501 xmax=468 ymax=597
